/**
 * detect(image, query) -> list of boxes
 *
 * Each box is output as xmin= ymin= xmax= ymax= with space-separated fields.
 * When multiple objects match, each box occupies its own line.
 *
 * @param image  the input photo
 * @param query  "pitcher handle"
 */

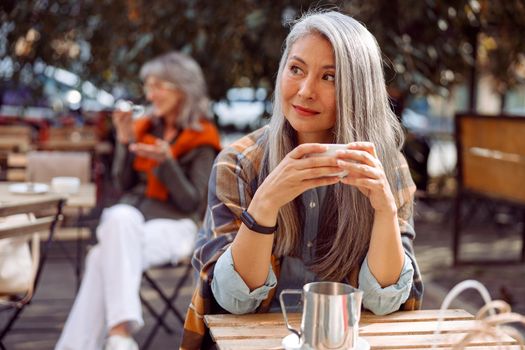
xmin=279 ymin=289 xmax=303 ymax=338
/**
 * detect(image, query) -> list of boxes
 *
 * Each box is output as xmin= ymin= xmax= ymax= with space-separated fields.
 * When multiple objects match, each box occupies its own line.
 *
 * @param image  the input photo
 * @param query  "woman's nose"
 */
xmin=145 ymin=90 xmax=156 ymax=101
xmin=297 ymin=76 xmax=316 ymax=100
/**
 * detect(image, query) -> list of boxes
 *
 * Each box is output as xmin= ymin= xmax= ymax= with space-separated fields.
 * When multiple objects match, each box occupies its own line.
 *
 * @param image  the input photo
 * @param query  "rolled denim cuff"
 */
xmin=211 ymin=246 xmax=277 ymax=314
xmin=359 ymin=253 xmax=414 ymax=315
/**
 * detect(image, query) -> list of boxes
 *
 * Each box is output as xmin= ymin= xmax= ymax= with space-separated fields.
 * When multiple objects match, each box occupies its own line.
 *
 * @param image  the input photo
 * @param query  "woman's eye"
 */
xmin=290 ymin=65 xmax=302 ymax=75
xmin=323 ymin=73 xmax=335 ymax=82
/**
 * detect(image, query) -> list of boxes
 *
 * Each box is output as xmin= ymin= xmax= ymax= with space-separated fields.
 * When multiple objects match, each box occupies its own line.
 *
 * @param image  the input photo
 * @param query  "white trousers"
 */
xmin=55 ymin=204 xmax=197 ymax=350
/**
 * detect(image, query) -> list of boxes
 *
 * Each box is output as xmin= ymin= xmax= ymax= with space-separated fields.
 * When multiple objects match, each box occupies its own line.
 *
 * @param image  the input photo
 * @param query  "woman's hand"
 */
xmin=235 ymin=143 xmax=342 ymax=288
xmin=129 ymin=139 xmax=173 ymax=163
xmin=254 ymin=143 xmax=342 ymax=214
xmin=112 ymin=110 xmax=134 ymax=144
xmin=336 ymin=142 xmax=397 ymax=215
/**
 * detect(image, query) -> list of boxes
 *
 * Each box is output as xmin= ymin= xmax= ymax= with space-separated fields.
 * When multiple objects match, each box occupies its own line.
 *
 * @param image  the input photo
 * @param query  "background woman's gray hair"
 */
xmin=140 ymin=51 xmax=211 ymax=128
xmin=263 ymin=10 xmax=407 ymax=281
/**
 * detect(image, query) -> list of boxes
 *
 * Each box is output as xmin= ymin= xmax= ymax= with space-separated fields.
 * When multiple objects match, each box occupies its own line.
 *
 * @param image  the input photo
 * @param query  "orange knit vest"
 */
xmin=132 ymin=118 xmax=221 ymax=201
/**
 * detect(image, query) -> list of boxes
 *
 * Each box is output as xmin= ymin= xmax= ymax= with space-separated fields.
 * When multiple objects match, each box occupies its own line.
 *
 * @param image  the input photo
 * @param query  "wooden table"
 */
xmin=0 ymin=137 xmax=31 ymax=152
xmin=38 ymin=139 xmax=98 ymax=152
xmin=0 ymin=182 xmax=96 ymax=210
xmin=5 ymin=153 xmax=28 ymax=181
xmin=0 ymin=182 xmax=97 ymax=289
xmin=205 ymin=309 xmax=520 ymax=349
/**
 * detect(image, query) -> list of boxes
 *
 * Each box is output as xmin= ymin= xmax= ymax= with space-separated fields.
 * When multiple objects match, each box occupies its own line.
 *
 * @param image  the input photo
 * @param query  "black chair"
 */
xmin=0 ymin=197 xmax=65 ymax=349
xmin=139 ymin=259 xmax=193 ymax=350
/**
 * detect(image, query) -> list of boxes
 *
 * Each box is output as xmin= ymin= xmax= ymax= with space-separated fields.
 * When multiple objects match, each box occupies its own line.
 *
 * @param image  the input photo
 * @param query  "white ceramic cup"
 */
xmin=51 ymin=176 xmax=80 ymax=194
xmin=305 ymin=144 xmax=349 ymax=177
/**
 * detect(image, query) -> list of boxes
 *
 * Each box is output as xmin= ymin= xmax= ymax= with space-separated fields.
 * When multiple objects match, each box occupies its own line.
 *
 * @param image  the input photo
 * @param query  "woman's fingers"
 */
xmin=129 ymin=142 xmax=166 ymax=161
xmin=298 ymin=165 xmax=345 ymax=180
xmin=341 ymin=177 xmax=383 ymax=190
xmin=130 ymin=143 xmax=157 ymax=153
xmin=295 ymin=155 xmax=340 ymax=170
xmin=113 ymin=110 xmax=132 ymax=123
xmin=302 ymin=175 xmax=341 ymax=189
xmin=336 ymin=159 xmax=382 ymax=179
xmin=335 ymin=149 xmax=379 ymax=167
xmin=347 ymin=142 xmax=377 ymax=158
xmin=288 ymin=143 xmax=328 ymax=159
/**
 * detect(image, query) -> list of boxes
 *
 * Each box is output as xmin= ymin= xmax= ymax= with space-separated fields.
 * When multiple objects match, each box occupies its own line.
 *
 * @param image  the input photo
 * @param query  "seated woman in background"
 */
xmin=181 ymin=10 xmax=423 ymax=350
xmin=56 ymin=51 xmax=221 ymax=350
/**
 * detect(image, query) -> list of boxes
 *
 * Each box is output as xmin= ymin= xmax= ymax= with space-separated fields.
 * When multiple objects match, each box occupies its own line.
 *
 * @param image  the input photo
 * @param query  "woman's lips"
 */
xmin=292 ymin=104 xmax=319 ymax=116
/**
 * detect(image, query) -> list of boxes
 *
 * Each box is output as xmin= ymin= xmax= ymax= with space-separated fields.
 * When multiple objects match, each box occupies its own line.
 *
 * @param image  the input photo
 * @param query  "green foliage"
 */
xmin=1 ymin=0 xmax=524 ymax=101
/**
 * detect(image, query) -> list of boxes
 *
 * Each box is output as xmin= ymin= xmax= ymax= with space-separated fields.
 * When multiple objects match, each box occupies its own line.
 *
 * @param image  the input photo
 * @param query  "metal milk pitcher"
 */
xmin=280 ymin=281 xmax=363 ymax=350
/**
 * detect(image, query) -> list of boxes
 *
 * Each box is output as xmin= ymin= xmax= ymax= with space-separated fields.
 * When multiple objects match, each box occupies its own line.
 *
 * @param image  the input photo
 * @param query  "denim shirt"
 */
xmin=211 ymin=187 xmax=414 ymax=315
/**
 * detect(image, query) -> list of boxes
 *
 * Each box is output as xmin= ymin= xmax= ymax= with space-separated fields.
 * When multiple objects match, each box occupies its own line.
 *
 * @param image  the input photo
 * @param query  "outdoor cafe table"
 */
xmin=205 ymin=309 xmax=521 ymax=349
xmin=0 ymin=182 xmax=96 ymax=210
xmin=0 ymin=182 xmax=97 ymax=287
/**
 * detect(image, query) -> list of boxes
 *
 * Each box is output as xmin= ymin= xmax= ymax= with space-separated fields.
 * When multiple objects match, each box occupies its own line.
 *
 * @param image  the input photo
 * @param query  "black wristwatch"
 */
xmin=240 ymin=210 xmax=277 ymax=235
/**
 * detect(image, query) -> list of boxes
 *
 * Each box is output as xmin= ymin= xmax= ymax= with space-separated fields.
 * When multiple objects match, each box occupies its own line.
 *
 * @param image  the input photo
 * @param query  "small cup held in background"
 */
xmin=114 ymin=100 xmax=150 ymax=120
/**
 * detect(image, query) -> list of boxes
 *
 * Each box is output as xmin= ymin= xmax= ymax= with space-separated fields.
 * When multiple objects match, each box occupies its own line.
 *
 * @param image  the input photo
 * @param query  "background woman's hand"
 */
xmin=112 ymin=110 xmax=134 ymax=144
xmin=129 ymin=139 xmax=173 ymax=163
xmin=336 ymin=142 xmax=397 ymax=215
xmin=254 ymin=143 xmax=342 ymax=212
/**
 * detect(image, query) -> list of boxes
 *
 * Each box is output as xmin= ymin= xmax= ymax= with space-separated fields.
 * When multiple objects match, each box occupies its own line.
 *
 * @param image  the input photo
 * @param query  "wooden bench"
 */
xmin=453 ymin=113 xmax=525 ymax=265
xmin=0 ymin=125 xmax=32 ymax=153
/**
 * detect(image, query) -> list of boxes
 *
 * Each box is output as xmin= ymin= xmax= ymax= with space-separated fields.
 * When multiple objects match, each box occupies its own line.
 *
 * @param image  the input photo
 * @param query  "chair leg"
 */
xmin=141 ymin=263 xmax=192 ymax=350
xmin=521 ymin=209 xmax=525 ymax=263
xmin=453 ymin=192 xmax=463 ymax=266
xmin=143 ymin=268 xmax=189 ymax=323
xmin=0 ymin=307 xmax=24 ymax=343
xmin=76 ymin=226 xmax=83 ymax=291
xmin=139 ymin=292 xmax=174 ymax=334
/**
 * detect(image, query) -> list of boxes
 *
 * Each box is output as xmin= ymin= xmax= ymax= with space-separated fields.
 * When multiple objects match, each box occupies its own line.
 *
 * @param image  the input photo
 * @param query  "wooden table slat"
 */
xmin=210 ymin=320 xmax=486 ymax=340
xmin=365 ymin=332 xmax=517 ymax=349
xmin=205 ymin=310 xmax=520 ymax=350
xmin=205 ymin=309 xmax=473 ymax=328
xmin=215 ymin=333 xmax=519 ymax=350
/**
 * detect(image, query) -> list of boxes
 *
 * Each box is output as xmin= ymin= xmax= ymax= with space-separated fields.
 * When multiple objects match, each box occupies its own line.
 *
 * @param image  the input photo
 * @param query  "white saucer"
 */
xmin=8 ymin=183 xmax=49 ymax=195
xmin=282 ymin=333 xmax=302 ymax=350
xmin=282 ymin=334 xmax=370 ymax=350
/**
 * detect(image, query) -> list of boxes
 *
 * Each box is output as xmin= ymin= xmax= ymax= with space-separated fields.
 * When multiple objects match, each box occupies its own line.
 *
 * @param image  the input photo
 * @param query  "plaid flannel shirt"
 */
xmin=180 ymin=126 xmax=423 ymax=350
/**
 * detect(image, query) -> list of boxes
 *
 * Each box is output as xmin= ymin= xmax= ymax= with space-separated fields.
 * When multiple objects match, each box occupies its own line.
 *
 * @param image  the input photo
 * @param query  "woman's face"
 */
xmin=281 ymin=33 xmax=337 ymax=144
xmin=143 ymin=76 xmax=184 ymax=120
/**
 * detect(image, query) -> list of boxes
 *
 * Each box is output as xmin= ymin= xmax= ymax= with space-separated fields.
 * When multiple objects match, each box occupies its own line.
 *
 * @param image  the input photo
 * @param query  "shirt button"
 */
xmin=309 ymin=201 xmax=316 ymax=208
xmin=307 ymin=241 xmax=313 ymax=248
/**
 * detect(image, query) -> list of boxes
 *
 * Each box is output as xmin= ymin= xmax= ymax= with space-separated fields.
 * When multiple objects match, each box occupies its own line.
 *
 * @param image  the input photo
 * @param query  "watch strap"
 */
xmin=240 ymin=210 xmax=277 ymax=235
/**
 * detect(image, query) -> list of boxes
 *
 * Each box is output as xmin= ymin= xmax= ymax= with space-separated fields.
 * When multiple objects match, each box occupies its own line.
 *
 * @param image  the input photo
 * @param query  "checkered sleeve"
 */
xmin=394 ymin=151 xmax=424 ymax=310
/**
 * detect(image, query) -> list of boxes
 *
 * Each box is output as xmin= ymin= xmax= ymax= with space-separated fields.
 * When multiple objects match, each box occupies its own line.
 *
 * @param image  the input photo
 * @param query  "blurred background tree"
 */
xmin=1 ymin=0 xmax=524 ymax=107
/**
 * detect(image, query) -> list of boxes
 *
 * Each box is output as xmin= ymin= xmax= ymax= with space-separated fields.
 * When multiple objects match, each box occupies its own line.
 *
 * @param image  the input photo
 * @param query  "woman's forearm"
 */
xmin=230 ymin=192 xmax=278 ymax=290
xmin=112 ymin=142 xmax=138 ymax=191
xmin=366 ymin=210 xmax=405 ymax=287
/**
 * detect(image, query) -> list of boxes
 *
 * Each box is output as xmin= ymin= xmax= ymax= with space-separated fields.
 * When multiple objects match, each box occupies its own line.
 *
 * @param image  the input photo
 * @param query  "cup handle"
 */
xmin=279 ymin=289 xmax=303 ymax=338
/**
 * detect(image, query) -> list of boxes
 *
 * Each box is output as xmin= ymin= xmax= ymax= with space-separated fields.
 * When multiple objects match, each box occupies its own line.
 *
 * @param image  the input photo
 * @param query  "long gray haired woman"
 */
xmin=56 ymin=52 xmax=221 ymax=350
xmin=181 ymin=10 xmax=423 ymax=350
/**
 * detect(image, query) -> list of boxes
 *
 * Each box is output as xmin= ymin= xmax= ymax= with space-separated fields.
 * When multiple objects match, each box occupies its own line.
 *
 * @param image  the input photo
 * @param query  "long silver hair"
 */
xmin=140 ymin=51 xmax=210 ymax=128
xmin=261 ymin=10 xmax=404 ymax=281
